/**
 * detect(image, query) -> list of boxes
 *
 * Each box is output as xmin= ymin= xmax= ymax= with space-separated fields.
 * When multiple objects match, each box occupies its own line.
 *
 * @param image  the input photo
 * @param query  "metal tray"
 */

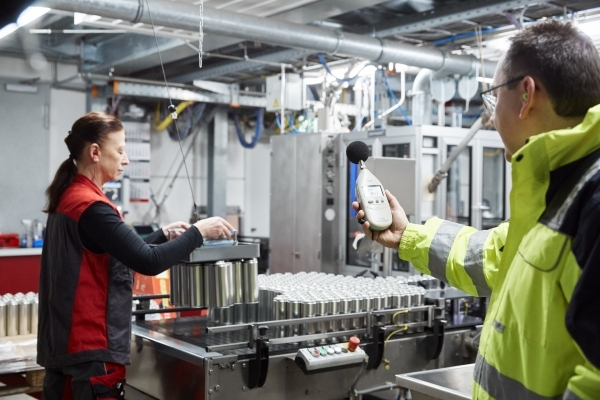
xmin=183 ymin=242 xmax=260 ymax=263
xmin=396 ymin=364 xmax=474 ymax=400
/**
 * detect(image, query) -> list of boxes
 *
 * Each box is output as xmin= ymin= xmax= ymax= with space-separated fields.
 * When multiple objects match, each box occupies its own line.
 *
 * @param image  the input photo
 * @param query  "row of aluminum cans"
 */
xmin=258 ymin=273 xmax=434 ymax=340
xmin=0 ymin=292 xmax=39 ymax=337
xmin=170 ymin=259 xmax=259 ymax=324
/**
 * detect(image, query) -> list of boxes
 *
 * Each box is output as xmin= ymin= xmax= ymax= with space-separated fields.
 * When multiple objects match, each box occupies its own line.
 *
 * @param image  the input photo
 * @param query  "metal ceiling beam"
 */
xmin=82 ymin=33 xmax=240 ymax=74
xmin=38 ymin=0 xmax=489 ymax=76
xmin=172 ymin=48 xmax=313 ymax=82
xmin=370 ymin=0 xmax=537 ymax=38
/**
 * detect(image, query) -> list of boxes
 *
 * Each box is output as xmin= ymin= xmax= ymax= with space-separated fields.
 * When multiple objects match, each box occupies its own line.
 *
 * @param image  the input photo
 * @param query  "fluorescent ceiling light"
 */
xmin=0 ymin=7 xmax=49 ymax=40
xmin=477 ymin=77 xmax=493 ymax=84
xmin=74 ymin=12 xmax=102 ymax=25
xmin=0 ymin=23 xmax=17 ymax=40
xmin=17 ymin=7 xmax=50 ymax=26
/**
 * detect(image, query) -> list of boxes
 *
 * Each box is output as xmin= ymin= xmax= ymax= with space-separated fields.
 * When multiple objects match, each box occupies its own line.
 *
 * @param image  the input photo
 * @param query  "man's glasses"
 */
xmin=480 ymin=76 xmax=524 ymax=113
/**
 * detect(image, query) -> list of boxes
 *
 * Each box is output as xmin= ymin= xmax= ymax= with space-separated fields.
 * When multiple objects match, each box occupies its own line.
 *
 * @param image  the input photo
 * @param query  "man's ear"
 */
xmin=519 ymin=76 xmax=536 ymax=119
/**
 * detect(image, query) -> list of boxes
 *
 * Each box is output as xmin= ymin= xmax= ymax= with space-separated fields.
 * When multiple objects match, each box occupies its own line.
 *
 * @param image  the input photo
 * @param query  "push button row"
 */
xmin=308 ymin=345 xmax=348 ymax=357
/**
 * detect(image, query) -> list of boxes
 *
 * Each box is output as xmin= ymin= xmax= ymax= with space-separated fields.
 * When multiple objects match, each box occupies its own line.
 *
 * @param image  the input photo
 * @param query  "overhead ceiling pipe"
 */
xmin=411 ymin=69 xmax=433 ymax=126
xmin=38 ymin=0 xmax=498 ymax=78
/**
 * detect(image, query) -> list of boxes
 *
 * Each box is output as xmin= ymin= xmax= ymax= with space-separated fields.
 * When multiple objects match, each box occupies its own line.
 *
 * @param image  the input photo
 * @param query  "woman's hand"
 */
xmin=162 ymin=221 xmax=191 ymax=239
xmin=193 ymin=217 xmax=234 ymax=240
xmin=352 ymin=190 xmax=409 ymax=249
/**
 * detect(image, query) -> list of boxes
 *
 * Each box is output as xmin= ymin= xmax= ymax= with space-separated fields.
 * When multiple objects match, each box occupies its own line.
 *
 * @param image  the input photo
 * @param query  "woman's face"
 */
xmin=98 ymin=129 xmax=129 ymax=183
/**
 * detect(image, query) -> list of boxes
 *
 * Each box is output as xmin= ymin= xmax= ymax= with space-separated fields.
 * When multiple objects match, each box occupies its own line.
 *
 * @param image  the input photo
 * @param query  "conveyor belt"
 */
xmin=134 ymin=317 xmax=304 ymax=357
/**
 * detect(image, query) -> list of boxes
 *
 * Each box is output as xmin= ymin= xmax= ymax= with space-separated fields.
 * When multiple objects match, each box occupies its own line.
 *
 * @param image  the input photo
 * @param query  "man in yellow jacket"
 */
xmin=354 ymin=20 xmax=600 ymax=400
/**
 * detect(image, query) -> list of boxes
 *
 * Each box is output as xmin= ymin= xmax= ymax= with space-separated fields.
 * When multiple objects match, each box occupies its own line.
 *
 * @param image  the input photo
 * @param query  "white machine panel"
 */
xmin=295 ymin=344 xmax=366 ymax=372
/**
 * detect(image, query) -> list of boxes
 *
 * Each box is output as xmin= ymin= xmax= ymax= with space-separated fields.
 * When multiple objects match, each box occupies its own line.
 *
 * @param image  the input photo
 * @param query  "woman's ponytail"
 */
xmin=43 ymin=157 xmax=78 ymax=213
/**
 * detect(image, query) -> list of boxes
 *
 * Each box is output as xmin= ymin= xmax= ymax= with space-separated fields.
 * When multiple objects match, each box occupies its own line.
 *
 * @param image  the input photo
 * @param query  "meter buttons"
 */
xmin=334 ymin=346 xmax=342 ymax=354
xmin=319 ymin=347 xmax=328 ymax=356
xmin=310 ymin=348 xmax=320 ymax=357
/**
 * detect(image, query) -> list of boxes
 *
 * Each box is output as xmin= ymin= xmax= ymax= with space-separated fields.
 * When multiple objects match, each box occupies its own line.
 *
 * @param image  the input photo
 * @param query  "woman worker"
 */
xmin=37 ymin=111 xmax=233 ymax=399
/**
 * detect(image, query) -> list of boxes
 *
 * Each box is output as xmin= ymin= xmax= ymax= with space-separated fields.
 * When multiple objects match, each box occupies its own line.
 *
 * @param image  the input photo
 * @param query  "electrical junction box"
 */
xmin=266 ymin=73 xmax=306 ymax=112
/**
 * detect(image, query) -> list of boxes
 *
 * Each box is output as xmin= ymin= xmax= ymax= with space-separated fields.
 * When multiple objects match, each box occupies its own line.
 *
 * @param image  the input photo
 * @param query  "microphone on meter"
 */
xmin=346 ymin=141 xmax=393 ymax=231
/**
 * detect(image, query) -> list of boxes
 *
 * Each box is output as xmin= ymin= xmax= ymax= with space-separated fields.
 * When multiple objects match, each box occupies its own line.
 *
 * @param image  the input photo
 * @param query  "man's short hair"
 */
xmin=503 ymin=20 xmax=600 ymax=117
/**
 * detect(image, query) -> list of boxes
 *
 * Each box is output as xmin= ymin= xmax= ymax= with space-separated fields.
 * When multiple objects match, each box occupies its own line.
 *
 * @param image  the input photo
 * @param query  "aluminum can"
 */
xmin=214 ymin=261 xmax=232 ymax=308
xmin=243 ymin=259 xmax=259 ymax=302
xmin=190 ymin=264 xmax=204 ymax=308
xmin=0 ymin=300 xmax=6 ymax=337
xmin=286 ymin=300 xmax=301 ymax=337
xmin=30 ymin=297 xmax=39 ymax=335
xmin=19 ymin=299 xmax=31 ymax=335
xmin=6 ymin=299 xmax=18 ymax=336
xmin=169 ymin=265 xmax=180 ymax=306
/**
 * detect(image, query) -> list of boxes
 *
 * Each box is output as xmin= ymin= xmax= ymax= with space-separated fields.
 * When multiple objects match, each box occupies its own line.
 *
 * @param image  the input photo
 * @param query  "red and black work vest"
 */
xmin=37 ymin=174 xmax=133 ymax=368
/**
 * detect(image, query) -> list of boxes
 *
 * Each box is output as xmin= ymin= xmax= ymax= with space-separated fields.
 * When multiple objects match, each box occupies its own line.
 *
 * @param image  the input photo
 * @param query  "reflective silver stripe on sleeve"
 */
xmin=464 ymin=230 xmax=492 ymax=297
xmin=563 ymin=388 xmax=583 ymax=400
xmin=475 ymin=353 xmax=563 ymax=400
xmin=428 ymin=221 xmax=463 ymax=283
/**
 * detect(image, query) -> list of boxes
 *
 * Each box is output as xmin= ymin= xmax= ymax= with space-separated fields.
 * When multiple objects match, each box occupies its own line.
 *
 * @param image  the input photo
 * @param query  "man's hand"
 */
xmin=352 ymin=190 xmax=408 ymax=249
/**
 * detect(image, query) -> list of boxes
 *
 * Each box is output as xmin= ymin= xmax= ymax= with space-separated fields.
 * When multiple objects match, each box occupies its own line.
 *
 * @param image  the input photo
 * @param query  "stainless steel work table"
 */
xmin=396 ymin=364 xmax=474 ymax=400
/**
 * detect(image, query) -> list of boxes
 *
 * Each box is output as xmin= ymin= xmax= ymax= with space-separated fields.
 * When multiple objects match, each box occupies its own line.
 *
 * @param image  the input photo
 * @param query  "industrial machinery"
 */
xmin=127 ymin=263 xmax=483 ymax=400
xmin=127 ymin=125 xmax=497 ymax=400
xmin=269 ymin=125 xmax=509 ymax=278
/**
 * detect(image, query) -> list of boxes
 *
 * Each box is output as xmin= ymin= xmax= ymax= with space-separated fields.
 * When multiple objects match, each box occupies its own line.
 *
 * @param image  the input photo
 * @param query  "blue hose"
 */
xmin=234 ymin=109 xmax=263 ymax=149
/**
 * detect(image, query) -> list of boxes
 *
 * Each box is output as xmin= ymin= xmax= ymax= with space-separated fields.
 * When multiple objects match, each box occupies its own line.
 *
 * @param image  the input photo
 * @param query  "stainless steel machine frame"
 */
xmin=126 ymin=308 xmax=480 ymax=400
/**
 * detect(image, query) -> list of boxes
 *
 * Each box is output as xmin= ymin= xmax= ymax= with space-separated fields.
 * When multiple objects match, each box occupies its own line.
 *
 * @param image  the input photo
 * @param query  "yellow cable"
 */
xmin=382 ymin=325 xmax=408 ymax=370
xmin=392 ymin=309 xmax=409 ymax=325
xmin=153 ymin=101 xmax=194 ymax=131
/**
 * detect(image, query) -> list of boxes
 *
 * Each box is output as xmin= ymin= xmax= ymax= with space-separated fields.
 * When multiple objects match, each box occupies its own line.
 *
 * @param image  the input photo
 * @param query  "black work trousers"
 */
xmin=42 ymin=361 xmax=126 ymax=400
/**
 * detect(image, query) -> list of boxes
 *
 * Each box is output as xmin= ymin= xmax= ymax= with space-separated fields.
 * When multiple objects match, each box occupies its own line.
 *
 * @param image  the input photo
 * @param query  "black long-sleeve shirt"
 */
xmin=78 ymin=202 xmax=202 ymax=275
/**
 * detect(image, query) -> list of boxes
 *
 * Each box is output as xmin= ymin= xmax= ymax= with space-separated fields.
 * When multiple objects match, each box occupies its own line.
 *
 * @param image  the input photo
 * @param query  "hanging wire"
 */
xmin=199 ymin=0 xmax=203 ymax=68
xmin=144 ymin=0 xmax=200 ymax=221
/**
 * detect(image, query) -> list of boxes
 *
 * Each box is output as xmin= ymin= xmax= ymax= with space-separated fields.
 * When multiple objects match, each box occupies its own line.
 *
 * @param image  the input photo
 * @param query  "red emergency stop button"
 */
xmin=348 ymin=336 xmax=360 ymax=352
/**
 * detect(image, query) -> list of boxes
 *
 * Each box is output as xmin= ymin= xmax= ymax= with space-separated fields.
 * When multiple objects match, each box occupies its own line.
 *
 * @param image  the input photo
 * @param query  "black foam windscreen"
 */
xmin=346 ymin=141 xmax=370 ymax=164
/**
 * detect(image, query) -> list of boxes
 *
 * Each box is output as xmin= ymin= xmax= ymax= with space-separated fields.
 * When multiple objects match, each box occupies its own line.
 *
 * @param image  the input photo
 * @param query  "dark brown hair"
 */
xmin=44 ymin=112 xmax=123 ymax=213
xmin=503 ymin=19 xmax=600 ymax=117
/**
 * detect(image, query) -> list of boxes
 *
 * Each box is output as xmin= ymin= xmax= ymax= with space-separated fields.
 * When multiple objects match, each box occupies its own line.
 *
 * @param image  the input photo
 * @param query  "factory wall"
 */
xmin=0 ymin=55 xmax=270 ymax=238
xmin=0 ymin=82 xmax=50 ymax=234
xmin=126 ymin=121 xmax=271 ymax=238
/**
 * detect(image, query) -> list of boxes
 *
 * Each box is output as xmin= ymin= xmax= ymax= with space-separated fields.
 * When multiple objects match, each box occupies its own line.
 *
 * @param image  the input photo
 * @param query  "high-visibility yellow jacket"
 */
xmin=399 ymin=105 xmax=600 ymax=400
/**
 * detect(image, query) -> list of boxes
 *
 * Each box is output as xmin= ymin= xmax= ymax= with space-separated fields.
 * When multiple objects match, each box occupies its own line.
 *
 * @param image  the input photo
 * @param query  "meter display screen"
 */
xmin=364 ymin=185 xmax=383 ymax=197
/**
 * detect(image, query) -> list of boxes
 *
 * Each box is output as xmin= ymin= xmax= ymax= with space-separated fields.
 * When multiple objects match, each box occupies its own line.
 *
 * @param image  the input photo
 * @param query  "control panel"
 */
xmin=295 ymin=339 xmax=366 ymax=375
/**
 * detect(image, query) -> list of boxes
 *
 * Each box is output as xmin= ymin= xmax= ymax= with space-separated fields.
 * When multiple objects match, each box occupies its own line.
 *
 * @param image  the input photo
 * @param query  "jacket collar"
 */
xmin=74 ymin=173 xmax=108 ymax=200
xmin=511 ymin=103 xmax=600 ymax=181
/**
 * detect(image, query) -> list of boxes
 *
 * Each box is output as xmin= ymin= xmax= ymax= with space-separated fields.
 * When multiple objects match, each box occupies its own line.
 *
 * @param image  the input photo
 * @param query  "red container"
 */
xmin=0 ymin=233 xmax=21 ymax=248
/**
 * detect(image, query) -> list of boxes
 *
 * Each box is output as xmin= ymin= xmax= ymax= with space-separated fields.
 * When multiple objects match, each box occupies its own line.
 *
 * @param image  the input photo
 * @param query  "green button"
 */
xmin=319 ymin=347 xmax=327 ymax=356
